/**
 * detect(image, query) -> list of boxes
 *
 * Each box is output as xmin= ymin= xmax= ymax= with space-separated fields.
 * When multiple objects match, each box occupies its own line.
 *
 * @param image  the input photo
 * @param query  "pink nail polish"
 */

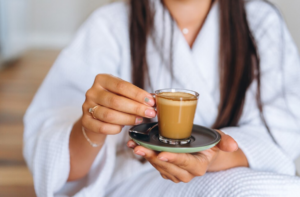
xmin=145 ymin=97 xmax=155 ymax=106
xmin=135 ymin=117 xmax=143 ymax=125
xmin=128 ymin=142 xmax=135 ymax=148
xmin=134 ymin=150 xmax=145 ymax=156
xmin=148 ymin=99 xmax=155 ymax=106
xmin=145 ymin=109 xmax=155 ymax=117
xmin=159 ymin=157 xmax=168 ymax=162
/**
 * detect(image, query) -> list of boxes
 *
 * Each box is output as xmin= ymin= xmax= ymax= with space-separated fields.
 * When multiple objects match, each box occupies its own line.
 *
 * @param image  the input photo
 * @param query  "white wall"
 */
xmin=269 ymin=0 xmax=300 ymax=51
xmin=28 ymin=0 xmax=112 ymax=48
xmin=0 ymin=0 xmax=28 ymax=63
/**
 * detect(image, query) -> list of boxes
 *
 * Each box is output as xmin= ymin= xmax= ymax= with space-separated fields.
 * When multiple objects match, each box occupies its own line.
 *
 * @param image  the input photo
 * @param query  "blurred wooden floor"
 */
xmin=0 ymin=50 xmax=60 ymax=197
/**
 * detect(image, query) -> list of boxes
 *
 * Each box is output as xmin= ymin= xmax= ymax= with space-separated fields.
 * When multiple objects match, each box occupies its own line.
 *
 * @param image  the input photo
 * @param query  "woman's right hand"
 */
xmin=69 ymin=74 xmax=155 ymax=181
xmin=81 ymin=74 xmax=156 ymax=136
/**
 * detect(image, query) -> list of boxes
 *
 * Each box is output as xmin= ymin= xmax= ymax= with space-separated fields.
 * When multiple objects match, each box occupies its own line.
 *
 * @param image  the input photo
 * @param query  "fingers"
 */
xmin=94 ymin=89 xmax=156 ymax=118
xmin=160 ymin=172 xmax=181 ymax=183
xmin=81 ymin=115 xmax=123 ymax=135
xmin=127 ymin=140 xmax=138 ymax=149
xmin=95 ymin=74 xmax=155 ymax=106
xmin=133 ymin=146 xmax=195 ymax=183
xmin=133 ymin=145 xmax=155 ymax=157
xmin=92 ymin=105 xmax=143 ymax=125
xmin=157 ymin=152 xmax=208 ymax=177
xmin=158 ymin=166 xmax=194 ymax=183
xmin=83 ymin=74 xmax=155 ymax=132
xmin=215 ymin=130 xmax=238 ymax=152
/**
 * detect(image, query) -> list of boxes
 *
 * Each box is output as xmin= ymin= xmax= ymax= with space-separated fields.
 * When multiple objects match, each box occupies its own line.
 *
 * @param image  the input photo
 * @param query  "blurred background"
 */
xmin=0 ymin=0 xmax=299 ymax=196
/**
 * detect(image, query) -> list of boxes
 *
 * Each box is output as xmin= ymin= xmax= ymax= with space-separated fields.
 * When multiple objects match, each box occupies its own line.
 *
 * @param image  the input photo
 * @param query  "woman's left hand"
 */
xmin=127 ymin=130 xmax=239 ymax=183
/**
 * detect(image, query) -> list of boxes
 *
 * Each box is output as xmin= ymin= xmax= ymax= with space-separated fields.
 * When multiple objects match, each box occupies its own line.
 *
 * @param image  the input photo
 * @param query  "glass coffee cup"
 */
xmin=152 ymin=89 xmax=199 ymax=145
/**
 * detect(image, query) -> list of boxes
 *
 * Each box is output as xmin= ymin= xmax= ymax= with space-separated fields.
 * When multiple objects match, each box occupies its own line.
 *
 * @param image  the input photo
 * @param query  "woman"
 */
xmin=24 ymin=0 xmax=300 ymax=196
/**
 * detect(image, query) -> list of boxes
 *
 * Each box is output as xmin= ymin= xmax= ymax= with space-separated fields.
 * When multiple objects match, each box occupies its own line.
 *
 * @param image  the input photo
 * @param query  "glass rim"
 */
xmin=154 ymin=88 xmax=199 ymax=99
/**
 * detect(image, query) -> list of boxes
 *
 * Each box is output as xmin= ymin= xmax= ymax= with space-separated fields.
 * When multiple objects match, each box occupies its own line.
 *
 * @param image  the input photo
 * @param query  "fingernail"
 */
xmin=128 ymin=141 xmax=135 ymax=148
xmin=135 ymin=117 xmax=143 ymax=125
xmin=145 ymin=109 xmax=155 ymax=117
xmin=158 ymin=157 xmax=168 ymax=162
xmin=145 ymin=97 xmax=154 ymax=106
xmin=134 ymin=150 xmax=145 ymax=156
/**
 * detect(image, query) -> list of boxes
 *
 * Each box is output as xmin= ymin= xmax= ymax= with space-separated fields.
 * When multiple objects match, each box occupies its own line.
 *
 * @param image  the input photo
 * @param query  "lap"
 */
xmin=106 ymin=167 xmax=300 ymax=197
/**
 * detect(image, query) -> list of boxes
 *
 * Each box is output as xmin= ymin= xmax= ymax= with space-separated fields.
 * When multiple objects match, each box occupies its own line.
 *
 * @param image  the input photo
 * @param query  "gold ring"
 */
xmin=88 ymin=105 xmax=99 ymax=119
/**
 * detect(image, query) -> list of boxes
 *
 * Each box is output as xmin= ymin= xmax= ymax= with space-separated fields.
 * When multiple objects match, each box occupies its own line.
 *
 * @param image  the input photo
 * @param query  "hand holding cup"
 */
xmin=81 ymin=74 xmax=156 ymax=136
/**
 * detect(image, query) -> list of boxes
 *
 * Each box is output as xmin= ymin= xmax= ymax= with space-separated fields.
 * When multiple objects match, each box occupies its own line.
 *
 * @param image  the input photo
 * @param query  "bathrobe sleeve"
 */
xmin=222 ymin=2 xmax=300 ymax=175
xmin=23 ymin=4 xmax=126 ymax=196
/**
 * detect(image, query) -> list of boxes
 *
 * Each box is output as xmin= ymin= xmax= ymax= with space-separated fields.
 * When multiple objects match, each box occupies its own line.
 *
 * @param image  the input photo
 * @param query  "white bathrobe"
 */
xmin=23 ymin=0 xmax=300 ymax=196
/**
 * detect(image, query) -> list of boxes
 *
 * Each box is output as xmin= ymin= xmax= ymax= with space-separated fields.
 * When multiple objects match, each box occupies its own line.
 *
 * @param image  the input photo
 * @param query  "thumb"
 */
xmin=215 ymin=129 xmax=238 ymax=152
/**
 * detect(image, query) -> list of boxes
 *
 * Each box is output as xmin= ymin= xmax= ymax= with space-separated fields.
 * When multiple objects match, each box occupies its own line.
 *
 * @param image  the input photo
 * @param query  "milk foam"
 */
xmin=157 ymin=92 xmax=197 ymax=106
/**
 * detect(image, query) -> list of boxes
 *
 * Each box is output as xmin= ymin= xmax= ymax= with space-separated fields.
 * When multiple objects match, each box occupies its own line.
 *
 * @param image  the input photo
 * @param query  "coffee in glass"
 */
xmin=153 ymin=89 xmax=199 ymax=145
